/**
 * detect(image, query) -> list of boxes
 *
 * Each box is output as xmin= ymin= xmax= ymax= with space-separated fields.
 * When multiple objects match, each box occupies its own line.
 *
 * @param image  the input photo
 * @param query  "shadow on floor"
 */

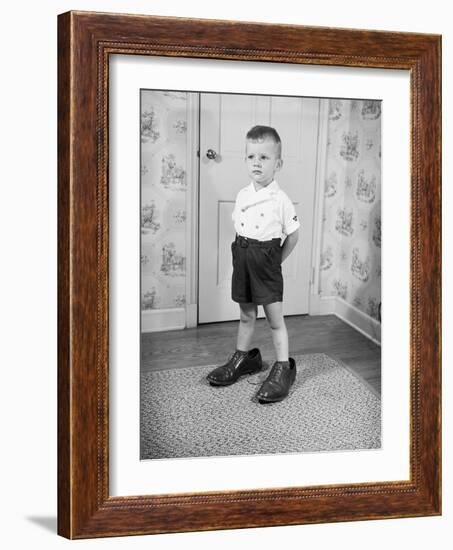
xmin=26 ymin=516 xmax=57 ymax=534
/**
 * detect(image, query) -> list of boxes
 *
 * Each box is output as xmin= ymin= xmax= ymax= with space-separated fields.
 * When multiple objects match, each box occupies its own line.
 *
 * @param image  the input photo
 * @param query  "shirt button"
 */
xmin=255 ymin=225 xmax=259 ymax=229
xmin=241 ymin=223 xmax=244 ymax=226
xmin=261 ymin=213 xmax=264 ymax=216
xmin=241 ymin=208 xmax=246 ymax=212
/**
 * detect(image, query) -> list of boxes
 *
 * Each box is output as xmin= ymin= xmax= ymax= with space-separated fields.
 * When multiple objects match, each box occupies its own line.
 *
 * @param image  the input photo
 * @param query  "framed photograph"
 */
xmin=58 ymin=11 xmax=441 ymax=538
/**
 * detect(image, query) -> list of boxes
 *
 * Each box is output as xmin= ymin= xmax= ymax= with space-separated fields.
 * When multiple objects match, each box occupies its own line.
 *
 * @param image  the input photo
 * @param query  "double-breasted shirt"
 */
xmin=232 ymin=180 xmax=300 ymax=241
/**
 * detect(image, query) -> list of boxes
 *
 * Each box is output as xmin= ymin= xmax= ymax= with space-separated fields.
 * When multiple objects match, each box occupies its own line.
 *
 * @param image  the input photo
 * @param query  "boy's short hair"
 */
xmin=246 ymin=125 xmax=282 ymax=158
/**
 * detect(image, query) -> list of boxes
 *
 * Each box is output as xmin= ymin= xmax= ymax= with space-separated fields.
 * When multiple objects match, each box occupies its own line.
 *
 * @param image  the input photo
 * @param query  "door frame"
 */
xmin=185 ymin=93 xmax=200 ymax=328
xmin=308 ymin=99 xmax=330 ymax=315
xmin=186 ymin=93 xmax=328 ymax=327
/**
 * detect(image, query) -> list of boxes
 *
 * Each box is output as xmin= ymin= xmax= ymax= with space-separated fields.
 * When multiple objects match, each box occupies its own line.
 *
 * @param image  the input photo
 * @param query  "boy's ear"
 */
xmin=276 ymin=158 xmax=284 ymax=171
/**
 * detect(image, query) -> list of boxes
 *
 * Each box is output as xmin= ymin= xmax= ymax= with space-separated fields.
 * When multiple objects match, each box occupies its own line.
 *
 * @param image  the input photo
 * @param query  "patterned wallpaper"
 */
xmin=319 ymin=99 xmax=381 ymax=321
xmin=141 ymin=90 xmax=189 ymax=311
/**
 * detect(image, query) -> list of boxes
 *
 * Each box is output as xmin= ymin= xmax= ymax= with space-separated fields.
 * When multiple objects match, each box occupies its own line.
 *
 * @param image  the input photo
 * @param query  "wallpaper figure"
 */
xmin=361 ymin=100 xmax=381 ymax=120
xmin=325 ymin=172 xmax=338 ymax=197
xmin=141 ymin=202 xmax=161 ymax=234
xmin=372 ymin=216 xmax=381 ymax=248
xmin=320 ymin=246 xmax=334 ymax=271
xmin=174 ymin=209 xmax=187 ymax=224
xmin=174 ymin=294 xmax=186 ymax=307
xmin=367 ymin=297 xmax=381 ymax=320
xmin=333 ymin=279 xmax=348 ymax=300
xmin=142 ymin=288 xmax=158 ymax=310
xmin=340 ymin=131 xmax=360 ymax=161
xmin=351 ymin=248 xmax=371 ymax=282
xmin=161 ymin=243 xmax=186 ymax=276
xmin=329 ymin=100 xmax=343 ymax=120
xmin=173 ymin=120 xmax=187 ymax=134
xmin=160 ymin=154 xmax=186 ymax=190
xmin=335 ymin=208 xmax=354 ymax=237
xmin=356 ymin=169 xmax=377 ymax=203
xmin=141 ymin=254 xmax=149 ymax=266
xmin=141 ymin=108 xmax=160 ymax=143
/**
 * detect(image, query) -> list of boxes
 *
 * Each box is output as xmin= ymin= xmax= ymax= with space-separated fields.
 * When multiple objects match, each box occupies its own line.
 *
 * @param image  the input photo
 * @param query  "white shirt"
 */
xmin=232 ymin=180 xmax=300 ymax=241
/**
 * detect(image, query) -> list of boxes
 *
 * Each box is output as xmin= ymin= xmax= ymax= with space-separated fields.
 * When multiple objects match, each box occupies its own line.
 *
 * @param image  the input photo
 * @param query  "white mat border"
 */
xmin=110 ymin=55 xmax=409 ymax=496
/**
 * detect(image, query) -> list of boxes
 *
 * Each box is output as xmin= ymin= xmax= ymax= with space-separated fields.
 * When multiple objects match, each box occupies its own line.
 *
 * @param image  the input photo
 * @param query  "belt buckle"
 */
xmin=239 ymin=236 xmax=249 ymax=248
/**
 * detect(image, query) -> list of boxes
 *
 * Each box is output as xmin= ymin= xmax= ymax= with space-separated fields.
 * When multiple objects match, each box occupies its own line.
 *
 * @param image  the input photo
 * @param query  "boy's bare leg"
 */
xmin=236 ymin=302 xmax=258 ymax=351
xmin=207 ymin=302 xmax=261 ymax=385
xmin=256 ymin=301 xmax=295 ymax=403
xmin=263 ymin=301 xmax=288 ymax=361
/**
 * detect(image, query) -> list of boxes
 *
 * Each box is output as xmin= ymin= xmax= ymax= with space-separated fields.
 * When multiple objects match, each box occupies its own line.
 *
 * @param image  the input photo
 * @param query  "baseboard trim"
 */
xmin=141 ymin=307 xmax=185 ymax=333
xmin=335 ymin=297 xmax=381 ymax=345
xmin=318 ymin=296 xmax=381 ymax=345
xmin=185 ymin=303 xmax=198 ymax=328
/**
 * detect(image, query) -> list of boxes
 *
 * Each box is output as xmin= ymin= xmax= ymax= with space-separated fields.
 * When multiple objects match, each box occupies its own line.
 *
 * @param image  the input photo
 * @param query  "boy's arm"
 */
xmin=281 ymin=229 xmax=299 ymax=263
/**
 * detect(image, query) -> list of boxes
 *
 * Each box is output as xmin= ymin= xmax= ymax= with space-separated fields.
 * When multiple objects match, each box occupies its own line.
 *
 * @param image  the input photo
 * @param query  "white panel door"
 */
xmin=198 ymin=93 xmax=319 ymax=323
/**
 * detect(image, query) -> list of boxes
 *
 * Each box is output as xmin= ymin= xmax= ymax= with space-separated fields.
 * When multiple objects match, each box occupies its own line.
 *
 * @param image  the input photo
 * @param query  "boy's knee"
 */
xmin=240 ymin=307 xmax=257 ymax=324
xmin=267 ymin=314 xmax=285 ymax=331
xmin=240 ymin=313 xmax=256 ymax=325
xmin=269 ymin=319 xmax=284 ymax=331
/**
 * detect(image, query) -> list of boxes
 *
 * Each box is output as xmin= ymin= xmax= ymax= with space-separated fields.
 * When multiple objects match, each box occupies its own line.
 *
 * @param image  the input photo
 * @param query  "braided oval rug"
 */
xmin=140 ymin=353 xmax=381 ymax=460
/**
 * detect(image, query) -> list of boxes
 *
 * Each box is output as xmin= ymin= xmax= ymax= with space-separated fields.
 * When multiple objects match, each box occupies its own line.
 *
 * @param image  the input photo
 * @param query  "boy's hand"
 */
xmin=281 ymin=229 xmax=299 ymax=263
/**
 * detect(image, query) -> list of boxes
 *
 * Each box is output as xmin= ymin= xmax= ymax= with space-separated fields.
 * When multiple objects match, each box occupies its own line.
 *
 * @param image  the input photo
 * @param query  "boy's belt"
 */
xmin=235 ymin=235 xmax=281 ymax=248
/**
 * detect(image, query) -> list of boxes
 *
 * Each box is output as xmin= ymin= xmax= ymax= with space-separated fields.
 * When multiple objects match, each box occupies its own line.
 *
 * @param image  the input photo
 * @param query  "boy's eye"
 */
xmin=247 ymin=154 xmax=268 ymax=160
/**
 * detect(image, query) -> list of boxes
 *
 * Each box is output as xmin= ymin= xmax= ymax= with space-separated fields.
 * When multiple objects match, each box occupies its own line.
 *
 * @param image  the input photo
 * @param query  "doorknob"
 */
xmin=206 ymin=148 xmax=218 ymax=160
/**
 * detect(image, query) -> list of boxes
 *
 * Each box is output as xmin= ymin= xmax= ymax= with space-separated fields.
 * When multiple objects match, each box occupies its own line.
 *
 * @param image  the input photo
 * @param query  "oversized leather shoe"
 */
xmin=206 ymin=348 xmax=262 ymax=386
xmin=256 ymin=358 xmax=296 ymax=403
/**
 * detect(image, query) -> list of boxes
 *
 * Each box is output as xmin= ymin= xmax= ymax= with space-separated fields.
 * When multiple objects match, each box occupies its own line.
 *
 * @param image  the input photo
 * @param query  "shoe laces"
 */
xmin=268 ymin=362 xmax=285 ymax=383
xmin=228 ymin=350 xmax=246 ymax=364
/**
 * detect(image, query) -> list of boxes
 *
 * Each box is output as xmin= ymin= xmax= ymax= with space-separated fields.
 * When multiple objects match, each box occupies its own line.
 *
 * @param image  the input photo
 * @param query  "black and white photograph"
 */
xmin=139 ymin=90 xmax=382 ymax=461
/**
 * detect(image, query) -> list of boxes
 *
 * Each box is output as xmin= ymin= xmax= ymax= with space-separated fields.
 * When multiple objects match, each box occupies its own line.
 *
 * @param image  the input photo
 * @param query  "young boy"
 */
xmin=206 ymin=125 xmax=300 ymax=403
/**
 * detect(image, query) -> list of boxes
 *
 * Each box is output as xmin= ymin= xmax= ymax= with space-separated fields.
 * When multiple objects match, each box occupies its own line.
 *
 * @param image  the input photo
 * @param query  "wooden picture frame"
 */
xmin=57 ymin=10 xmax=441 ymax=539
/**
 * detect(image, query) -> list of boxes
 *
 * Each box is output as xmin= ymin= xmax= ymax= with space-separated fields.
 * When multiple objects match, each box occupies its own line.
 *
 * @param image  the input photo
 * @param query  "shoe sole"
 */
xmin=207 ymin=366 xmax=262 ymax=386
xmin=257 ymin=394 xmax=288 ymax=403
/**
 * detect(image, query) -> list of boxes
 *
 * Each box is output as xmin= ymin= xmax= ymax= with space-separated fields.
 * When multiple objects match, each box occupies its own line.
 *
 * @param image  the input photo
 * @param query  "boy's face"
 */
xmin=245 ymin=138 xmax=283 ymax=187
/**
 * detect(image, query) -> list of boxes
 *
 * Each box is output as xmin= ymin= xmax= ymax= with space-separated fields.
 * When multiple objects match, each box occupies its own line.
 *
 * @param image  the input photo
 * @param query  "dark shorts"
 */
xmin=231 ymin=235 xmax=283 ymax=306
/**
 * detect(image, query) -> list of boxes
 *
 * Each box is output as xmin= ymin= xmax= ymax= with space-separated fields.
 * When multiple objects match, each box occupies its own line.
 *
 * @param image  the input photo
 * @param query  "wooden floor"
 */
xmin=141 ymin=314 xmax=381 ymax=395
